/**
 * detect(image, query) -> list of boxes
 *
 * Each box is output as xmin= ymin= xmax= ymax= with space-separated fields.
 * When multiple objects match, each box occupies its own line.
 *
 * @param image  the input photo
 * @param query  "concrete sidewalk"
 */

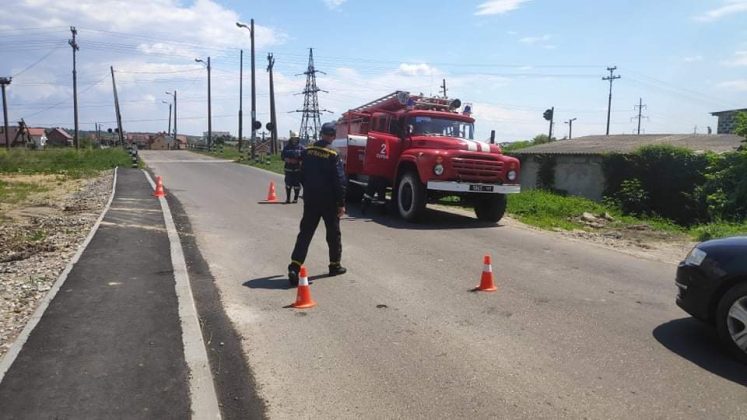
xmin=0 ymin=169 xmax=191 ymax=419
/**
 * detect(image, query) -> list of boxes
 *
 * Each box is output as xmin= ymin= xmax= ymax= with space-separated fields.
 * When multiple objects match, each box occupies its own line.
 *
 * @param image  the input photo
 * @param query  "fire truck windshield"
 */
xmin=408 ymin=116 xmax=474 ymax=140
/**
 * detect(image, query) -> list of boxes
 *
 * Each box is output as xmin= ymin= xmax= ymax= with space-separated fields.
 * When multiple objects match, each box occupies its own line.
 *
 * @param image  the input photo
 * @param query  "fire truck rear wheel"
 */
xmin=397 ymin=171 xmax=426 ymax=222
xmin=346 ymin=182 xmax=364 ymax=203
xmin=474 ymin=194 xmax=507 ymax=223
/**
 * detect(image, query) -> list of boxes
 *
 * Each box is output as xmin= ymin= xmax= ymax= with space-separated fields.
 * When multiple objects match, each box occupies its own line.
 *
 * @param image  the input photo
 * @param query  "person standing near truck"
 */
xmin=281 ymin=132 xmax=304 ymax=203
xmin=288 ymin=122 xmax=347 ymax=286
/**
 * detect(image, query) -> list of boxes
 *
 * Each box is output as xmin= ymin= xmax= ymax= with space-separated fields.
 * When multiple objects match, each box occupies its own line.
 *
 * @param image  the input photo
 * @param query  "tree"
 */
xmin=532 ymin=134 xmax=553 ymax=145
xmin=735 ymin=111 xmax=747 ymax=150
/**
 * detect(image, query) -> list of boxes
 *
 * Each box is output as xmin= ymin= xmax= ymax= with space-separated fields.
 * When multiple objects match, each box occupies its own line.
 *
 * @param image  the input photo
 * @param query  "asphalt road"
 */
xmin=142 ymin=150 xmax=746 ymax=419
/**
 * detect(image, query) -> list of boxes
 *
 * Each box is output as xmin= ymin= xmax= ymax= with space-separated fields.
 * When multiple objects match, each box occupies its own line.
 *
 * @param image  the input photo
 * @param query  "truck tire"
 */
xmin=397 ymin=171 xmax=426 ymax=222
xmin=715 ymin=281 xmax=747 ymax=364
xmin=474 ymin=194 xmax=507 ymax=223
xmin=346 ymin=182 xmax=364 ymax=204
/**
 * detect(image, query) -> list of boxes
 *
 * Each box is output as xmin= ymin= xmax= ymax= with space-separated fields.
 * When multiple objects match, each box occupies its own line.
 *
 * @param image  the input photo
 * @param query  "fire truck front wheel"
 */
xmin=397 ymin=171 xmax=427 ymax=222
xmin=474 ymin=194 xmax=507 ymax=223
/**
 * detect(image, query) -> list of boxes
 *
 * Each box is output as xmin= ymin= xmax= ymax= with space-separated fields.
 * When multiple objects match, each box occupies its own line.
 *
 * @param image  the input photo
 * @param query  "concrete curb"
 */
xmin=143 ymin=170 xmax=222 ymax=419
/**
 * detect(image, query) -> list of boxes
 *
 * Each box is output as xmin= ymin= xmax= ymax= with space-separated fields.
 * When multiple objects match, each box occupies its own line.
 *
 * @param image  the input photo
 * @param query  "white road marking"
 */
xmin=142 ymin=170 xmax=222 ymax=420
xmin=0 ymin=168 xmax=119 ymax=384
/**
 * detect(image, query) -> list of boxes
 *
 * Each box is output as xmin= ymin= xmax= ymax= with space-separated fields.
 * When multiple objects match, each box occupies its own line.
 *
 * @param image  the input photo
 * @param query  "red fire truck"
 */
xmin=332 ymin=91 xmax=521 ymax=222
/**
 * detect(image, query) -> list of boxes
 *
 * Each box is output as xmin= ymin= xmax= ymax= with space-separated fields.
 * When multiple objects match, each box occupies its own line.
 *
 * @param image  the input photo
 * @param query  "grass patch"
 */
xmin=0 ymin=148 xmax=132 ymax=178
xmin=507 ymin=189 xmax=619 ymax=231
xmin=0 ymin=179 xmax=50 ymax=204
xmin=28 ymin=229 xmax=47 ymax=242
xmin=197 ymin=144 xmax=285 ymax=174
xmin=691 ymin=222 xmax=747 ymax=241
xmin=507 ymin=189 xmax=747 ymax=241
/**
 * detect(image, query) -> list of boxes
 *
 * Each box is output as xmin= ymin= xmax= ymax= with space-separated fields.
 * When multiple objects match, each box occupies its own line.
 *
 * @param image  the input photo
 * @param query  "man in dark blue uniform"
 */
xmin=281 ymin=132 xmax=304 ymax=203
xmin=288 ymin=122 xmax=347 ymax=286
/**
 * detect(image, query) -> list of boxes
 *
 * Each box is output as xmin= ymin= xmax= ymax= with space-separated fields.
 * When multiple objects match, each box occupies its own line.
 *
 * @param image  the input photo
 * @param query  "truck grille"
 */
xmin=452 ymin=156 xmax=503 ymax=182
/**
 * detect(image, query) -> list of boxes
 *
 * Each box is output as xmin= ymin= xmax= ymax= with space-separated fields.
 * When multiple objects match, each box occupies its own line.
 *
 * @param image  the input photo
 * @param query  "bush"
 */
xmin=697 ymin=150 xmax=747 ymax=222
xmin=603 ymin=145 xmax=708 ymax=225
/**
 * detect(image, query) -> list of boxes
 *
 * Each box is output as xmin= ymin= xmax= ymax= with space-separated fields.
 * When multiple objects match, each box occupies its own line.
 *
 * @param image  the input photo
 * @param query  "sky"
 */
xmin=0 ymin=0 xmax=746 ymax=142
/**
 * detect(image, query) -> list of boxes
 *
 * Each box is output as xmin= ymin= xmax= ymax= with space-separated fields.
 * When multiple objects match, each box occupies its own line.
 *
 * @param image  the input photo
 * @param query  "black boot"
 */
xmin=288 ymin=263 xmax=300 ymax=287
xmin=328 ymin=263 xmax=347 ymax=277
xmin=293 ymin=188 xmax=300 ymax=203
xmin=285 ymin=187 xmax=291 ymax=204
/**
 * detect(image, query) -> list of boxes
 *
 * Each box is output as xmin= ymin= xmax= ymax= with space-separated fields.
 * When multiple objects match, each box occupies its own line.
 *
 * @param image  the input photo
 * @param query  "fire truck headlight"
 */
xmin=507 ymin=170 xmax=517 ymax=181
xmin=433 ymin=164 xmax=444 ymax=176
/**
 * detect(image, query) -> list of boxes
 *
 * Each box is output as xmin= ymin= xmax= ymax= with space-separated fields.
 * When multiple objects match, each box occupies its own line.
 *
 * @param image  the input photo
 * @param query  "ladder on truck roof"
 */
xmin=349 ymin=91 xmax=410 ymax=113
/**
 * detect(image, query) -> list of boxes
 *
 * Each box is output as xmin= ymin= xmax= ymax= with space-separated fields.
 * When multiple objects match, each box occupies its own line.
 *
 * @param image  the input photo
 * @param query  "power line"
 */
xmin=11 ymin=41 xmax=67 ymax=78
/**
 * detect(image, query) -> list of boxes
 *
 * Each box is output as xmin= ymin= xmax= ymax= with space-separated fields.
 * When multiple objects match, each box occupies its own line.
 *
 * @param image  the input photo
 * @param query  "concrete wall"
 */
xmin=519 ymin=154 xmax=606 ymax=201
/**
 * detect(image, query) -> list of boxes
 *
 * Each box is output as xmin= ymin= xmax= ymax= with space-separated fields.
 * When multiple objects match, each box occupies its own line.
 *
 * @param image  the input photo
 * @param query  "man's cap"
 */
xmin=320 ymin=122 xmax=337 ymax=136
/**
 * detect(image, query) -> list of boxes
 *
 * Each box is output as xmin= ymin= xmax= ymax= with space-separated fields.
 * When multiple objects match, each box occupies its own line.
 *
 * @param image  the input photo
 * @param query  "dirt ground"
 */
xmin=0 ymin=171 xmax=113 ymax=360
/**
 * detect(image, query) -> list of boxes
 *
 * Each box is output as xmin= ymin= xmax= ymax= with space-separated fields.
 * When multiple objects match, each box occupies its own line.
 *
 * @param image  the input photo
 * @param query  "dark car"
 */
xmin=676 ymin=236 xmax=747 ymax=363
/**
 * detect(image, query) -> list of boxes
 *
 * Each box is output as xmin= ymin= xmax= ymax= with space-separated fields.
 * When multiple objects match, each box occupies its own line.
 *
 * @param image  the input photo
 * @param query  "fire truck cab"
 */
xmin=332 ymin=91 xmax=520 ymax=222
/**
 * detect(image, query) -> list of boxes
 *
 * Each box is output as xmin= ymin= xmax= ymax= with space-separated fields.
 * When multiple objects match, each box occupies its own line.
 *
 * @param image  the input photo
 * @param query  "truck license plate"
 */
xmin=469 ymin=184 xmax=494 ymax=192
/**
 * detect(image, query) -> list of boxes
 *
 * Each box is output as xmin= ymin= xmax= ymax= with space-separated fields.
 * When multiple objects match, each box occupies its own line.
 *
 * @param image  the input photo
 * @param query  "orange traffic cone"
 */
xmin=265 ymin=181 xmax=277 ymax=202
xmin=153 ymin=176 xmax=166 ymax=198
xmin=292 ymin=266 xmax=316 ymax=309
xmin=476 ymin=255 xmax=497 ymax=292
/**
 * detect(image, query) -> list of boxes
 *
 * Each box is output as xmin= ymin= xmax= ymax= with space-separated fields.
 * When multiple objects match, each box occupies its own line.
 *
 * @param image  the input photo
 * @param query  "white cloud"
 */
xmin=475 ymin=0 xmax=531 ymax=16
xmin=519 ymin=34 xmax=551 ymax=45
xmin=683 ymin=55 xmax=704 ymax=63
xmin=721 ymin=51 xmax=747 ymax=66
xmin=323 ymin=0 xmax=347 ymax=10
xmin=396 ymin=63 xmax=440 ymax=77
xmin=695 ymin=0 xmax=747 ymax=21
xmin=716 ymin=79 xmax=747 ymax=91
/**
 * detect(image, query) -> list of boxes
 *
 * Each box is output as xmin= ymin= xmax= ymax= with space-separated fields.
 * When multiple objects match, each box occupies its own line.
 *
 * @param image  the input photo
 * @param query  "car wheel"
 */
xmin=474 ymin=194 xmax=507 ymax=223
xmin=397 ymin=171 xmax=426 ymax=222
xmin=715 ymin=281 xmax=747 ymax=364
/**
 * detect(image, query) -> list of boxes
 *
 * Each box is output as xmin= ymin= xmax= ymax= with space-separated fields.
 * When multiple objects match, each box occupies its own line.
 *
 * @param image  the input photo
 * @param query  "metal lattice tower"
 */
xmin=294 ymin=48 xmax=330 ymax=144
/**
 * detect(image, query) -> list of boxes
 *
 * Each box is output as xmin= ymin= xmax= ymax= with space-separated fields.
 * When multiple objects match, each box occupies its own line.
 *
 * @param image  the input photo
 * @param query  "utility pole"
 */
xmin=440 ymin=79 xmax=447 ymax=98
xmin=267 ymin=52 xmax=278 ymax=155
xmin=237 ymin=20 xmax=259 ymax=158
xmin=565 ymin=117 xmax=577 ymax=139
xmin=250 ymin=19 xmax=257 ymax=159
xmin=195 ymin=57 xmax=211 ymax=149
xmin=633 ymin=97 xmax=647 ymax=135
xmin=238 ymin=49 xmax=244 ymax=152
xmin=1 ymin=77 xmax=10 ymax=150
xmin=602 ymin=66 xmax=621 ymax=136
xmin=69 ymin=26 xmax=80 ymax=149
xmin=110 ymin=67 xmax=124 ymax=146
xmin=162 ymin=100 xmax=172 ymax=135
xmin=165 ymin=91 xmax=177 ymax=145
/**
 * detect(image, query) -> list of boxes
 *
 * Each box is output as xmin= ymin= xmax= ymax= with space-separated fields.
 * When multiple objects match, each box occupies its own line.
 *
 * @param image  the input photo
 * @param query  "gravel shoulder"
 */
xmin=0 ymin=171 xmax=113 ymax=360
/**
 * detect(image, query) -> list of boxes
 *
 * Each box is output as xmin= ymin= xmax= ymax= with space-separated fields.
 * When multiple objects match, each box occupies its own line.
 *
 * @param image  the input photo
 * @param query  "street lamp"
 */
xmin=161 ymin=100 xmax=172 ymax=136
xmin=195 ymin=57 xmax=212 ymax=150
xmin=165 ymin=91 xmax=177 ymax=144
xmin=565 ymin=117 xmax=577 ymax=139
xmin=237 ymin=20 xmax=257 ymax=159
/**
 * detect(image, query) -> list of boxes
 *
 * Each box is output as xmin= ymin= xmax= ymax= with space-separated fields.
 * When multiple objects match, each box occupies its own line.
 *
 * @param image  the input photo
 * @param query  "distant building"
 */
xmin=46 ymin=127 xmax=73 ymax=147
xmin=0 ymin=126 xmax=46 ymax=148
xmin=149 ymin=133 xmax=172 ymax=150
xmin=711 ymin=108 xmax=747 ymax=134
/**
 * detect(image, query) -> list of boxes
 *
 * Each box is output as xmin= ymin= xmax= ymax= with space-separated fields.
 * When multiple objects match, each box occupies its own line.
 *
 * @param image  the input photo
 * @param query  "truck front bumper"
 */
xmin=426 ymin=181 xmax=521 ymax=194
